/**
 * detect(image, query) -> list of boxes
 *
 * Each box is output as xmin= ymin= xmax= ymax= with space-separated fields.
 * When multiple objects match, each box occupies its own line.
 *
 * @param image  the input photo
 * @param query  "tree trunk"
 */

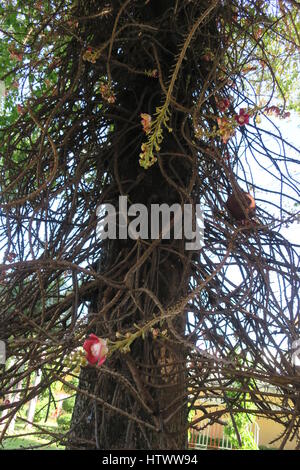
xmin=69 ymin=0 xmax=218 ymax=450
xmin=69 ymin=236 xmax=190 ymax=449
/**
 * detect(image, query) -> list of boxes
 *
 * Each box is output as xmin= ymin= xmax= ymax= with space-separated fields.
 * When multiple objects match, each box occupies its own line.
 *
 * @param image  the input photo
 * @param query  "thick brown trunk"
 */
xmin=69 ymin=238 xmax=189 ymax=449
xmin=68 ymin=0 xmax=217 ymax=450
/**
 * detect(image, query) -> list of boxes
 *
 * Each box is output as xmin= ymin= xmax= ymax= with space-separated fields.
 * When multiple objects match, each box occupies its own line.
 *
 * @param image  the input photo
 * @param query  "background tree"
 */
xmin=0 ymin=0 xmax=299 ymax=450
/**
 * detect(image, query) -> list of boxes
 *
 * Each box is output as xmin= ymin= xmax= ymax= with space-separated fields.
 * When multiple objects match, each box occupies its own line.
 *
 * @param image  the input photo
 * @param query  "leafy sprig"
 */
xmin=139 ymin=104 xmax=172 ymax=169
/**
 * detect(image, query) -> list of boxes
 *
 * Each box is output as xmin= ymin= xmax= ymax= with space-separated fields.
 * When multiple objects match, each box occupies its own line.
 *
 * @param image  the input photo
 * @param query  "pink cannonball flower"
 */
xmin=83 ymin=334 xmax=108 ymax=366
xmin=234 ymin=108 xmax=250 ymax=126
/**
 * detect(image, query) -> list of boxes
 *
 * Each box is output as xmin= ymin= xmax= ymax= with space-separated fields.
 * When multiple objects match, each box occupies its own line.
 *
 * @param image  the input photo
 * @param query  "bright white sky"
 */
xmin=268 ymin=114 xmax=300 ymax=244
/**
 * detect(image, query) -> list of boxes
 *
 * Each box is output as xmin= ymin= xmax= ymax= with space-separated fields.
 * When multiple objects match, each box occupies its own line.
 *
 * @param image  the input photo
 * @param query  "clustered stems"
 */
xmin=0 ymin=0 xmax=299 ymax=450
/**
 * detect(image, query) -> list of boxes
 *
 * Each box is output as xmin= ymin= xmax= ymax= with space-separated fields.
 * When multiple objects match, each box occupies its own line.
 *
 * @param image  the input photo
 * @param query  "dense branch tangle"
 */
xmin=0 ymin=0 xmax=299 ymax=450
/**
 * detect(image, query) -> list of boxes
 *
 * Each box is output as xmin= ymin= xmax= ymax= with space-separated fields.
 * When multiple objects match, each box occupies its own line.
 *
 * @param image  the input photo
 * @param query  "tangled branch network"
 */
xmin=0 ymin=0 xmax=299 ymax=449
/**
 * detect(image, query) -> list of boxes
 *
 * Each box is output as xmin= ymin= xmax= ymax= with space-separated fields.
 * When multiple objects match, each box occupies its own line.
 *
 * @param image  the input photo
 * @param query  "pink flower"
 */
xmin=216 ymin=97 xmax=230 ymax=113
xmin=83 ymin=334 xmax=108 ymax=366
xmin=100 ymin=83 xmax=116 ymax=104
xmin=17 ymin=104 xmax=25 ymax=115
xmin=140 ymin=113 xmax=152 ymax=134
xmin=234 ymin=108 xmax=250 ymax=126
xmin=217 ymin=117 xmax=235 ymax=144
xmin=265 ymin=105 xmax=280 ymax=116
xmin=107 ymin=95 xmax=116 ymax=104
xmin=9 ymin=49 xmax=23 ymax=62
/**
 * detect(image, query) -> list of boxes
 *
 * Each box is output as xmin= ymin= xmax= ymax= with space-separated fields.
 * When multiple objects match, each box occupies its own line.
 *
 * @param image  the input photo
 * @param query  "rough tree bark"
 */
xmin=69 ymin=0 xmax=218 ymax=450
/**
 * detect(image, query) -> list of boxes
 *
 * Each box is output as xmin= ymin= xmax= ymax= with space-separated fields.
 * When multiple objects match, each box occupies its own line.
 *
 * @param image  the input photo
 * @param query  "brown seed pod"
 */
xmin=226 ymin=191 xmax=256 ymax=221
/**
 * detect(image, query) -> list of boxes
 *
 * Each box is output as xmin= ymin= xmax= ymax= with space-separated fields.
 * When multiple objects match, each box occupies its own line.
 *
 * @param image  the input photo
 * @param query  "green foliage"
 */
xmin=33 ymin=396 xmax=56 ymax=423
xmin=2 ymin=435 xmax=63 ymax=450
xmin=223 ymin=381 xmax=258 ymax=450
xmin=224 ymin=410 xmax=258 ymax=450
xmin=62 ymin=395 xmax=75 ymax=413
xmin=56 ymin=414 xmax=71 ymax=431
xmin=259 ymin=445 xmax=276 ymax=450
xmin=56 ymin=395 xmax=75 ymax=431
xmin=187 ymin=406 xmax=196 ymax=442
xmin=255 ymin=8 xmax=300 ymax=112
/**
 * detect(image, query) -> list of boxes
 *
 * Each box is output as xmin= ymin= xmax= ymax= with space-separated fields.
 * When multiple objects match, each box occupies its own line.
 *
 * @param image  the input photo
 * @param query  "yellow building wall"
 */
xmin=191 ymin=403 xmax=298 ymax=450
xmin=256 ymin=416 xmax=298 ymax=450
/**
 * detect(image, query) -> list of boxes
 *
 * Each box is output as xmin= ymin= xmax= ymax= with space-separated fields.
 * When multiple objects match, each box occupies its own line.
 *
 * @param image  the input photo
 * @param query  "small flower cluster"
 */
xmin=234 ymin=108 xmax=250 ymax=126
xmin=100 ymin=83 xmax=116 ymax=104
xmin=141 ymin=113 xmax=152 ymax=134
xmin=17 ymin=104 xmax=25 ymax=115
xmin=9 ymin=47 xmax=23 ymax=62
xmin=35 ymin=0 xmax=43 ymax=10
xmin=66 ymin=19 xmax=79 ymax=29
xmin=139 ymin=104 xmax=171 ymax=169
xmin=265 ymin=105 xmax=280 ymax=116
xmin=151 ymin=327 xmax=167 ymax=339
xmin=265 ymin=106 xmax=290 ymax=119
xmin=115 ymin=331 xmax=133 ymax=353
xmin=217 ymin=116 xmax=236 ymax=144
xmin=144 ymin=69 xmax=158 ymax=78
xmin=241 ymin=65 xmax=257 ymax=75
xmin=139 ymin=143 xmax=157 ymax=169
xmin=216 ymin=108 xmax=250 ymax=144
xmin=216 ymin=97 xmax=231 ymax=113
xmin=83 ymin=46 xmax=101 ymax=64
xmin=194 ymin=125 xmax=205 ymax=140
xmin=195 ymin=101 xmax=252 ymax=145
xmin=0 ymin=397 xmax=10 ymax=406
xmin=64 ymin=349 xmax=87 ymax=374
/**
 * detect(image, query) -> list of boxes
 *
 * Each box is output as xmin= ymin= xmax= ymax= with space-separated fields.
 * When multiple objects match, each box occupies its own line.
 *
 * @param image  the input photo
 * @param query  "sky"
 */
xmin=268 ymin=115 xmax=300 ymax=245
